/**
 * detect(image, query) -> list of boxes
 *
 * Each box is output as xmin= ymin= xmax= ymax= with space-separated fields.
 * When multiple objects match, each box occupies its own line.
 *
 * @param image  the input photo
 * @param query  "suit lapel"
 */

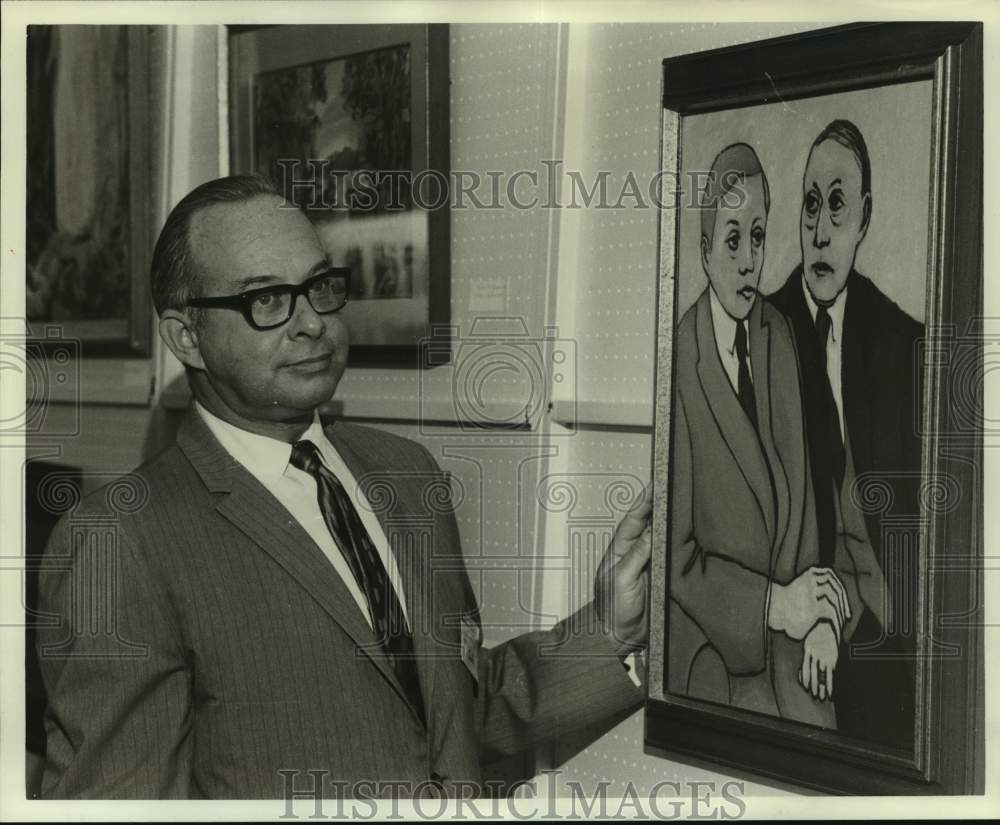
xmin=693 ymin=292 xmax=776 ymax=540
xmin=750 ymin=307 xmax=789 ymax=553
xmin=177 ymin=410 xmax=412 ymax=715
xmin=216 ymin=472 xmax=380 ymax=651
xmin=780 ymin=270 xmax=817 ymax=359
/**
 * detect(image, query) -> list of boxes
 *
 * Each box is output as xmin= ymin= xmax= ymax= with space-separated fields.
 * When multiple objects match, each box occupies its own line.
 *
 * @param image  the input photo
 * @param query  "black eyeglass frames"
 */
xmin=186 ymin=268 xmax=351 ymax=330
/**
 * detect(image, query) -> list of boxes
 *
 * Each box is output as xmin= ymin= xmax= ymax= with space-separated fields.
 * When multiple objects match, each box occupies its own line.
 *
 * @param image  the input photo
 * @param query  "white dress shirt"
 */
xmin=802 ymin=279 xmax=847 ymax=442
xmin=709 ymin=286 xmax=752 ymax=394
xmin=196 ymin=402 xmax=410 ymax=630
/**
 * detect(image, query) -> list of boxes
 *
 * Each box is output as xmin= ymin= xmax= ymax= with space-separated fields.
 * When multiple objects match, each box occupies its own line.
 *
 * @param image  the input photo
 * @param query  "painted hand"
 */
xmin=799 ymin=620 xmax=839 ymax=701
xmin=768 ymin=566 xmax=851 ymax=645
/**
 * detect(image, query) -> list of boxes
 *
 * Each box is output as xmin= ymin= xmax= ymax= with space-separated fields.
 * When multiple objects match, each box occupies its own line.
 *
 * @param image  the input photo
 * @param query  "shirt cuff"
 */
xmin=623 ymin=650 xmax=646 ymax=688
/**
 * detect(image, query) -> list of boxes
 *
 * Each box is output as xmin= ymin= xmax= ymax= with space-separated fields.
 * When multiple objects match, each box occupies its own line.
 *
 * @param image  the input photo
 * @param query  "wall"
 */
xmin=30 ymin=21 xmax=825 ymax=796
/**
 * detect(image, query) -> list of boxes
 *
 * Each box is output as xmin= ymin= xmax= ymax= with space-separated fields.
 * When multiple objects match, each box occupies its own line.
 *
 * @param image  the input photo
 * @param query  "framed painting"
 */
xmin=228 ymin=24 xmax=451 ymax=365
xmin=25 ymin=25 xmax=154 ymax=356
xmin=646 ymin=23 xmax=983 ymax=794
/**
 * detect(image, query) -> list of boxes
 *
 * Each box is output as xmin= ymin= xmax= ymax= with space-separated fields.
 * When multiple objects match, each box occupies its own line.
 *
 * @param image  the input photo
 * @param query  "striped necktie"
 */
xmin=290 ymin=439 xmax=426 ymax=727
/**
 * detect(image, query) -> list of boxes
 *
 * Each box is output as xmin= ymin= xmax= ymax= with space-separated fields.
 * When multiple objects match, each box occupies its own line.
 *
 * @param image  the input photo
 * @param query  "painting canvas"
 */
xmin=25 ymin=25 xmax=152 ymax=355
xmin=229 ymin=25 xmax=450 ymax=362
xmin=646 ymin=23 xmax=983 ymax=795
xmin=665 ymin=82 xmax=931 ymax=748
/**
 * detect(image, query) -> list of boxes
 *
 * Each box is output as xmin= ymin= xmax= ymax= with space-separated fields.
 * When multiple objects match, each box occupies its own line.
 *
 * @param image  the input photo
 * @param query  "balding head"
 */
xmin=150 ymin=174 xmax=281 ymax=317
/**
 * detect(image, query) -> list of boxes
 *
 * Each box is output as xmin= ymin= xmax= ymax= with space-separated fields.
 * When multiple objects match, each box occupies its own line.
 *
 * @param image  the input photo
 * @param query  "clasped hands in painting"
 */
xmin=768 ymin=567 xmax=850 ymax=703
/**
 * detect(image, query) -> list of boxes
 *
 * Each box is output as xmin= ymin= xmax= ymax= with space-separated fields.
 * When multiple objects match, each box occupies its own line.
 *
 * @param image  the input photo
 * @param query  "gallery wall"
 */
xmin=31 ymin=20 xmax=823 ymax=794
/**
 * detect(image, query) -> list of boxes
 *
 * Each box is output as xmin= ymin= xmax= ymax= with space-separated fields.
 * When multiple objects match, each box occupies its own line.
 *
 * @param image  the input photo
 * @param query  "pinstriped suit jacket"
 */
xmin=37 ymin=410 xmax=641 ymax=799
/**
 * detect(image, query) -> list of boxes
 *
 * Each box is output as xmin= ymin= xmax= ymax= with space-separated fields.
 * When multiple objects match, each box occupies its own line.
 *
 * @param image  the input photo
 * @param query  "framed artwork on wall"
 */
xmin=25 ymin=25 xmax=155 ymax=357
xmin=228 ymin=23 xmax=451 ymax=365
xmin=645 ymin=22 xmax=983 ymax=794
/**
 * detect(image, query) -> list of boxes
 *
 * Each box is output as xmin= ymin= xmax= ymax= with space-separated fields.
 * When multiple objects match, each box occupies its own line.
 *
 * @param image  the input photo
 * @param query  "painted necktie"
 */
xmin=734 ymin=320 xmax=758 ymax=431
xmin=814 ymin=306 xmax=847 ymax=485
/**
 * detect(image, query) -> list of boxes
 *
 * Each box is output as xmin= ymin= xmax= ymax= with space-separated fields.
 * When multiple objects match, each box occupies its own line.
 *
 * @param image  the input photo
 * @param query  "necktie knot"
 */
xmin=290 ymin=439 xmax=322 ymax=476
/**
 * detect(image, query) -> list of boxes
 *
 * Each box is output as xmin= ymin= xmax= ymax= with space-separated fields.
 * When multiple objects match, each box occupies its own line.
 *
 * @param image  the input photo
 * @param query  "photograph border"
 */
xmin=645 ymin=21 xmax=984 ymax=795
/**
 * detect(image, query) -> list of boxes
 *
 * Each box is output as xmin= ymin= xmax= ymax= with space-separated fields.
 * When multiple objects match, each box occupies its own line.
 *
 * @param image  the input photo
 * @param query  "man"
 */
xmin=769 ymin=120 xmax=923 ymax=751
xmin=36 ymin=175 xmax=652 ymax=799
xmin=668 ymin=143 xmax=885 ymax=727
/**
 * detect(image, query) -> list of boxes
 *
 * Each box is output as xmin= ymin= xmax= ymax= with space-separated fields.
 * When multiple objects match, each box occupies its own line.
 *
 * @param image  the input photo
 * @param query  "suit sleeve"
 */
xmin=669 ymin=389 xmax=770 ymax=676
xmin=834 ymin=468 xmax=890 ymax=639
xmin=474 ymin=601 xmax=642 ymax=762
xmin=37 ymin=516 xmax=193 ymax=799
xmin=409 ymin=440 xmax=642 ymax=762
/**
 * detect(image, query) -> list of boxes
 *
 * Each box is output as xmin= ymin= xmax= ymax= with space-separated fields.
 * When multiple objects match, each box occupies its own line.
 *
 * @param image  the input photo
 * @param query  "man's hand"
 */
xmin=594 ymin=484 xmax=652 ymax=656
xmin=799 ymin=620 xmax=839 ymax=701
xmin=768 ymin=566 xmax=850 ymax=645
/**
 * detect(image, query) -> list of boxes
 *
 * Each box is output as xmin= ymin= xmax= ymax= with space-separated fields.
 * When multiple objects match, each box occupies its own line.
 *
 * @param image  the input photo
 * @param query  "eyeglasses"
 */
xmin=186 ymin=268 xmax=351 ymax=330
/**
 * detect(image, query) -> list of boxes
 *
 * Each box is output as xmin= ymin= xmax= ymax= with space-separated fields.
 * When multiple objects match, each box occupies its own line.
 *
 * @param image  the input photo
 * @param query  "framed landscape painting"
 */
xmin=228 ymin=24 xmax=451 ymax=364
xmin=646 ymin=22 xmax=983 ymax=794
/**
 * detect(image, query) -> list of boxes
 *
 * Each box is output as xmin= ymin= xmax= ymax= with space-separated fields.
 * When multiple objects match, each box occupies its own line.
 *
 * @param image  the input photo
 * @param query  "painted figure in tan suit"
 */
xmin=667 ymin=144 xmax=887 ymax=728
xmin=37 ymin=175 xmax=652 ymax=799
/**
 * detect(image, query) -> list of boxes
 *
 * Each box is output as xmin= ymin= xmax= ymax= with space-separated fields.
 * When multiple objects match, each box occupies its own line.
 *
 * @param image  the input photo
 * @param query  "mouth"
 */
xmin=737 ymin=286 xmax=757 ymax=300
xmin=285 ymin=352 xmax=335 ymax=371
xmin=810 ymin=262 xmax=834 ymax=277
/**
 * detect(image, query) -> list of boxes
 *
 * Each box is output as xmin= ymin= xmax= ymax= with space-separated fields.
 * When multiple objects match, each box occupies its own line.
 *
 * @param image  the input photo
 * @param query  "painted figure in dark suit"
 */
xmin=668 ymin=144 xmax=886 ymax=728
xmin=769 ymin=120 xmax=923 ymax=751
xmin=36 ymin=176 xmax=653 ymax=798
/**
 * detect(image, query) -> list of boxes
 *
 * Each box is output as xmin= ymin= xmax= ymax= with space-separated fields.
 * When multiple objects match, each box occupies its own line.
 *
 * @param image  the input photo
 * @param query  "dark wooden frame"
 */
xmin=26 ymin=25 xmax=155 ymax=357
xmin=646 ymin=22 xmax=983 ymax=795
xmin=227 ymin=24 xmax=451 ymax=367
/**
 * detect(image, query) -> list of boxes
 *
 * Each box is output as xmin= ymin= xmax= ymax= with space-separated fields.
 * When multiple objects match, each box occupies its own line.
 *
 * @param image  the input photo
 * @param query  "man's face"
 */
xmin=800 ymin=138 xmax=870 ymax=304
xmin=701 ymin=173 xmax=768 ymax=320
xmin=186 ymin=196 xmax=349 ymax=423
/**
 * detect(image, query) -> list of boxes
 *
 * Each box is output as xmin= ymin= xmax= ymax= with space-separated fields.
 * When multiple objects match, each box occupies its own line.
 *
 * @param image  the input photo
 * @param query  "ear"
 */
xmin=158 ymin=309 xmax=206 ymax=371
xmin=700 ymin=234 xmax=711 ymax=275
xmin=858 ymin=191 xmax=872 ymax=243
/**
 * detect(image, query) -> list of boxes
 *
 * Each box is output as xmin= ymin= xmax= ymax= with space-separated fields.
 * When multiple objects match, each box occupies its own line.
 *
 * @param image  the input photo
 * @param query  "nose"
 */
xmin=813 ymin=206 xmax=831 ymax=249
xmin=738 ymin=239 xmax=755 ymax=277
xmin=286 ymin=293 xmax=326 ymax=339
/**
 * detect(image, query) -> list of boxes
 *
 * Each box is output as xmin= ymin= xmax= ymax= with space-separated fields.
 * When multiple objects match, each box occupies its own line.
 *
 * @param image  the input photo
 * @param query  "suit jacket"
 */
xmin=37 ymin=410 xmax=641 ymax=799
xmin=667 ymin=289 xmax=884 ymax=728
xmin=770 ymin=267 xmax=924 ymax=550
xmin=769 ymin=267 xmax=923 ymax=749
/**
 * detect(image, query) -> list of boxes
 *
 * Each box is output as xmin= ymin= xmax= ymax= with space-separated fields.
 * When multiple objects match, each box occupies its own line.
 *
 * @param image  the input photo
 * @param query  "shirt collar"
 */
xmin=708 ymin=285 xmax=746 ymax=358
xmin=195 ymin=402 xmax=329 ymax=488
xmin=801 ymin=276 xmax=847 ymax=344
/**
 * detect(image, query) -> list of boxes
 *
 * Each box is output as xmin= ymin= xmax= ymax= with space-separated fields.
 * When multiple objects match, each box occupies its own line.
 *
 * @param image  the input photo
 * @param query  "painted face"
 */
xmin=800 ymin=138 xmax=870 ymax=304
xmin=701 ymin=173 xmax=768 ymax=320
xmin=187 ymin=195 xmax=350 ymax=423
